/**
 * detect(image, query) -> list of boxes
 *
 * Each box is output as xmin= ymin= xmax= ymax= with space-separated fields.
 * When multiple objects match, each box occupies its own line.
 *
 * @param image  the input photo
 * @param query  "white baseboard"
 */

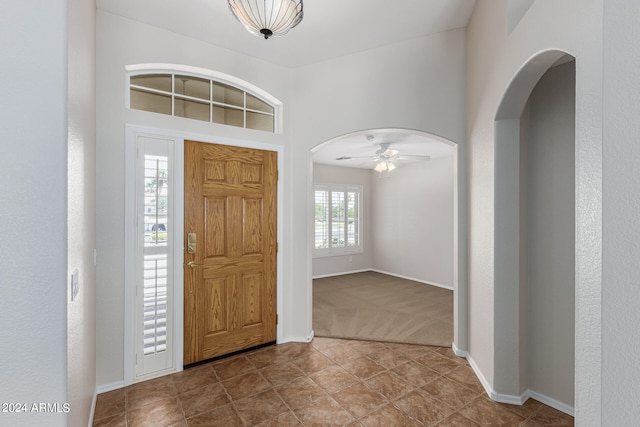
xmin=371 ymin=269 xmax=454 ymax=290
xmin=491 ymin=389 xmax=574 ymax=416
xmin=465 ymin=354 xmax=574 ymax=416
xmin=466 ymin=354 xmax=495 ymax=399
xmin=277 ymin=330 xmax=314 ymax=344
xmin=451 ymin=342 xmax=469 ymax=358
xmin=312 ymin=269 xmax=454 ymax=291
xmin=312 ymin=269 xmax=371 ymax=279
xmin=528 ymin=390 xmax=574 ymax=417
xmin=88 ymin=388 xmax=97 ymax=427
xmin=465 ymin=356 xmax=526 ymax=405
xmin=96 ymin=380 xmax=125 ymax=394
xmin=465 ymin=354 xmax=526 ymax=405
xmin=491 ymin=389 xmax=528 ymax=406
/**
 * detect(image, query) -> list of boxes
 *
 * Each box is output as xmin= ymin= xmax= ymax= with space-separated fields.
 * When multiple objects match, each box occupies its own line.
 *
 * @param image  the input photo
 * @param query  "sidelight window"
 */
xmin=133 ymin=136 xmax=175 ymax=379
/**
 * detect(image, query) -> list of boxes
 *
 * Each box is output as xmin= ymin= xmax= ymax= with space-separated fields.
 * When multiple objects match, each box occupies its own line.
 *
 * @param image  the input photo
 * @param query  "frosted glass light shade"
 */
xmin=374 ymin=160 xmax=396 ymax=173
xmin=228 ymin=0 xmax=304 ymax=39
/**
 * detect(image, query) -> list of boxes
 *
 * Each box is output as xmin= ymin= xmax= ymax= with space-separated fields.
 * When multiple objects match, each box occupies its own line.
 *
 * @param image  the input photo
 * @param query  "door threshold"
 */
xmin=183 ymin=341 xmax=277 ymax=369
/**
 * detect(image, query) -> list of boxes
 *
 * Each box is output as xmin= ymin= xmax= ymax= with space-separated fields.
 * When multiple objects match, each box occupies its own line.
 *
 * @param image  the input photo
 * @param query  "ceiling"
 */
xmin=96 ymin=0 xmax=477 ymax=69
xmin=313 ymin=130 xmax=454 ymax=169
xmin=97 ymin=0 xmax=473 ymax=167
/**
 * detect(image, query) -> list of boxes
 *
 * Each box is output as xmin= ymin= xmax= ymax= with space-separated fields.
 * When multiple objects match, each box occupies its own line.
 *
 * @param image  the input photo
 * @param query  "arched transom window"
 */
xmin=127 ymin=64 xmax=280 ymax=133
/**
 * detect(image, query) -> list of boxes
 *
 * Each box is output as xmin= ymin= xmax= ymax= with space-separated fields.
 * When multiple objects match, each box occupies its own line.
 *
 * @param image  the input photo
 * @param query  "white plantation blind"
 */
xmin=134 ymin=136 xmax=174 ymax=378
xmin=143 ymin=254 xmax=167 ymax=355
xmin=142 ymin=155 xmax=169 ymax=356
xmin=314 ymin=189 xmax=330 ymax=249
xmin=314 ymin=184 xmax=362 ymax=256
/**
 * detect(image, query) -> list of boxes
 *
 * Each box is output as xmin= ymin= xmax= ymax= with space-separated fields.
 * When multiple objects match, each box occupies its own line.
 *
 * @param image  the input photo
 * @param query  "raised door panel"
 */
xmin=204 ymin=160 xmax=226 ymax=183
xmin=242 ymin=164 xmax=263 ymax=185
xmin=202 ymin=277 xmax=228 ymax=334
xmin=204 ymin=197 xmax=226 ymax=258
xmin=242 ymin=198 xmax=263 ymax=255
xmin=242 ymin=273 xmax=263 ymax=327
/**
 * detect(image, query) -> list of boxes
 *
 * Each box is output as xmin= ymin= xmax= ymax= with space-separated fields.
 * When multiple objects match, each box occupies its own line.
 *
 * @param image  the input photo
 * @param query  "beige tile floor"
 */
xmin=93 ymin=338 xmax=574 ymax=426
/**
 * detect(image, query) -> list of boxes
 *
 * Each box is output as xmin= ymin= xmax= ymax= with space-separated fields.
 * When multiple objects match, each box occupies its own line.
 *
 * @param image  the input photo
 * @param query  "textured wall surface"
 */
xmin=0 ymin=1 xmax=69 ymax=426
xmin=372 ymin=156 xmax=454 ymax=288
xmin=602 ymin=0 xmax=640 ymax=424
xmin=67 ymin=0 xmax=97 ymax=425
xmin=525 ymin=61 xmax=575 ymax=407
xmin=466 ymin=1 xmax=603 ymax=422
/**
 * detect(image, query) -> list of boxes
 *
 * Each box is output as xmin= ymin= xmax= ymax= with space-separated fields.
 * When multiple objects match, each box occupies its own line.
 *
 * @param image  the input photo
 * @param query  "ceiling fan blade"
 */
xmin=398 ymin=155 xmax=431 ymax=160
xmin=336 ymin=155 xmax=377 ymax=161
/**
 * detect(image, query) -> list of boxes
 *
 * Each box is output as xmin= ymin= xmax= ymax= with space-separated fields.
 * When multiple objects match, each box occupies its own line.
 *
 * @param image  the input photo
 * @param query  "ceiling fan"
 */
xmin=336 ymin=141 xmax=430 ymax=173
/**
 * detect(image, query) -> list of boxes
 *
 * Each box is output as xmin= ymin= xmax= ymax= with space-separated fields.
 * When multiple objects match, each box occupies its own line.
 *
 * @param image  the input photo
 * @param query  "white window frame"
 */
xmin=125 ymin=131 xmax=184 ymax=384
xmin=125 ymin=64 xmax=282 ymax=134
xmin=313 ymin=184 xmax=363 ymax=258
xmin=125 ymin=129 xmax=182 ymax=385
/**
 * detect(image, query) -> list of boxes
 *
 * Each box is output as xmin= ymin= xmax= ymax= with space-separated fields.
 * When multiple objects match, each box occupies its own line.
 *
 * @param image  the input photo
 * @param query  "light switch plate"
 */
xmin=71 ymin=269 xmax=79 ymax=301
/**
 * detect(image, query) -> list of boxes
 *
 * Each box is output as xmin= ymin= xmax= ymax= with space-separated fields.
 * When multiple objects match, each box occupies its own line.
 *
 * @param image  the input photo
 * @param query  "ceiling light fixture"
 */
xmin=373 ymin=143 xmax=399 ymax=175
xmin=228 ymin=0 xmax=304 ymax=40
xmin=374 ymin=159 xmax=397 ymax=173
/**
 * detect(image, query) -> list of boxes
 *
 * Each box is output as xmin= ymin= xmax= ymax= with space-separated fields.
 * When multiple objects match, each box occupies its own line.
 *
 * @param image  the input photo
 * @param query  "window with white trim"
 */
xmin=314 ymin=184 xmax=362 ymax=257
xmin=128 ymin=72 xmax=276 ymax=132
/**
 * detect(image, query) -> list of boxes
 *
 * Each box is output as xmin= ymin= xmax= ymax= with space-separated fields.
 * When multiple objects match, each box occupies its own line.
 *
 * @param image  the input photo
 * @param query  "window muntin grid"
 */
xmin=129 ymin=73 xmax=275 ymax=132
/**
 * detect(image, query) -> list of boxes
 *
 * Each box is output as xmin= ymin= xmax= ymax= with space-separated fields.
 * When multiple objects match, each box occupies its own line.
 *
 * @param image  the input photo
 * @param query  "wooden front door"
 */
xmin=183 ymin=140 xmax=277 ymax=365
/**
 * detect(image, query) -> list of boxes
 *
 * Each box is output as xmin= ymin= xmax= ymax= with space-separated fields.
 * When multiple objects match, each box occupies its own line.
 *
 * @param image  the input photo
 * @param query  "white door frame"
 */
xmin=124 ymin=124 xmax=285 ymax=385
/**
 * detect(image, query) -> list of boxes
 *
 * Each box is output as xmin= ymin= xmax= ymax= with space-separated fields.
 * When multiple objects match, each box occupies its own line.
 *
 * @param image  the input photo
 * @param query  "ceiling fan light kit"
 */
xmin=228 ymin=0 xmax=304 ymax=39
xmin=374 ymin=160 xmax=396 ymax=173
xmin=373 ymin=143 xmax=399 ymax=174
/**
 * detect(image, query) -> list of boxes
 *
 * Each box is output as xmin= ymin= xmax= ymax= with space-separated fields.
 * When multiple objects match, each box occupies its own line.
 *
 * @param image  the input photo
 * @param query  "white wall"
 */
xmin=67 ymin=0 xmax=97 ymax=425
xmin=524 ymin=61 xmax=575 ymax=407
xmin=291 ymin=30 xmax=466 ymax=146
xmin=372 ymin=156 xmax=454 ymax=288
xmin=292 ymin=28 xmax=467 ymax=350
xmin=466 ymin=0 xmax=603 ymax=422
xmin=313 ymin=156 xmax=454 ymax=289
xmin=602 ymin=0 xmax=640 ymax=424
xmin=96 ymin=11 xmax=293 ymax=387
xmin=312 ymin=165 xmax=373 ymax=277
xmin=0 ymin=1 xmax=69 ymax=426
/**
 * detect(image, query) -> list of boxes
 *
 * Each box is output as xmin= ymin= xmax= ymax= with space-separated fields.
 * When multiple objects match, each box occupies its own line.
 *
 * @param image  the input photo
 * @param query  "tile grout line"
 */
xmin=94 ymin=339 xmax=573 ymax=427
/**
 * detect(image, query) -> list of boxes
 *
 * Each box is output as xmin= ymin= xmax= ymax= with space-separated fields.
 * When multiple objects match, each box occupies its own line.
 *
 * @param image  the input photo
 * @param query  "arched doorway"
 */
xmin=493 ymin=50 xmax=576 ymax=414
xmin=308 ymin=128 xmax=465 ymax=350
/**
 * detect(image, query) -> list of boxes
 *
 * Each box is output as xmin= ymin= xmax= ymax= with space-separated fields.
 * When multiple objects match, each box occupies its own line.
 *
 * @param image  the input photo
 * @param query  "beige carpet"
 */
xmin=313 ymin=271 xmax=453 ymax=347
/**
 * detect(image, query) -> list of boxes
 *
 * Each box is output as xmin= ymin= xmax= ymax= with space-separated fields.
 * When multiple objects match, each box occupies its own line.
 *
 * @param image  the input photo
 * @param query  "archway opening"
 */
xmin=309 ymin=128 xmax=463 ymax=349
xmin=494 ymin=51 xmax=576 ymax=414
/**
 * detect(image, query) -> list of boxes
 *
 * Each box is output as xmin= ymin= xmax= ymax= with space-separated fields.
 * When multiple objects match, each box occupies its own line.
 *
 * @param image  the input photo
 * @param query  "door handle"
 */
xmin=187 ymin=261 xmax=203 ymax=268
